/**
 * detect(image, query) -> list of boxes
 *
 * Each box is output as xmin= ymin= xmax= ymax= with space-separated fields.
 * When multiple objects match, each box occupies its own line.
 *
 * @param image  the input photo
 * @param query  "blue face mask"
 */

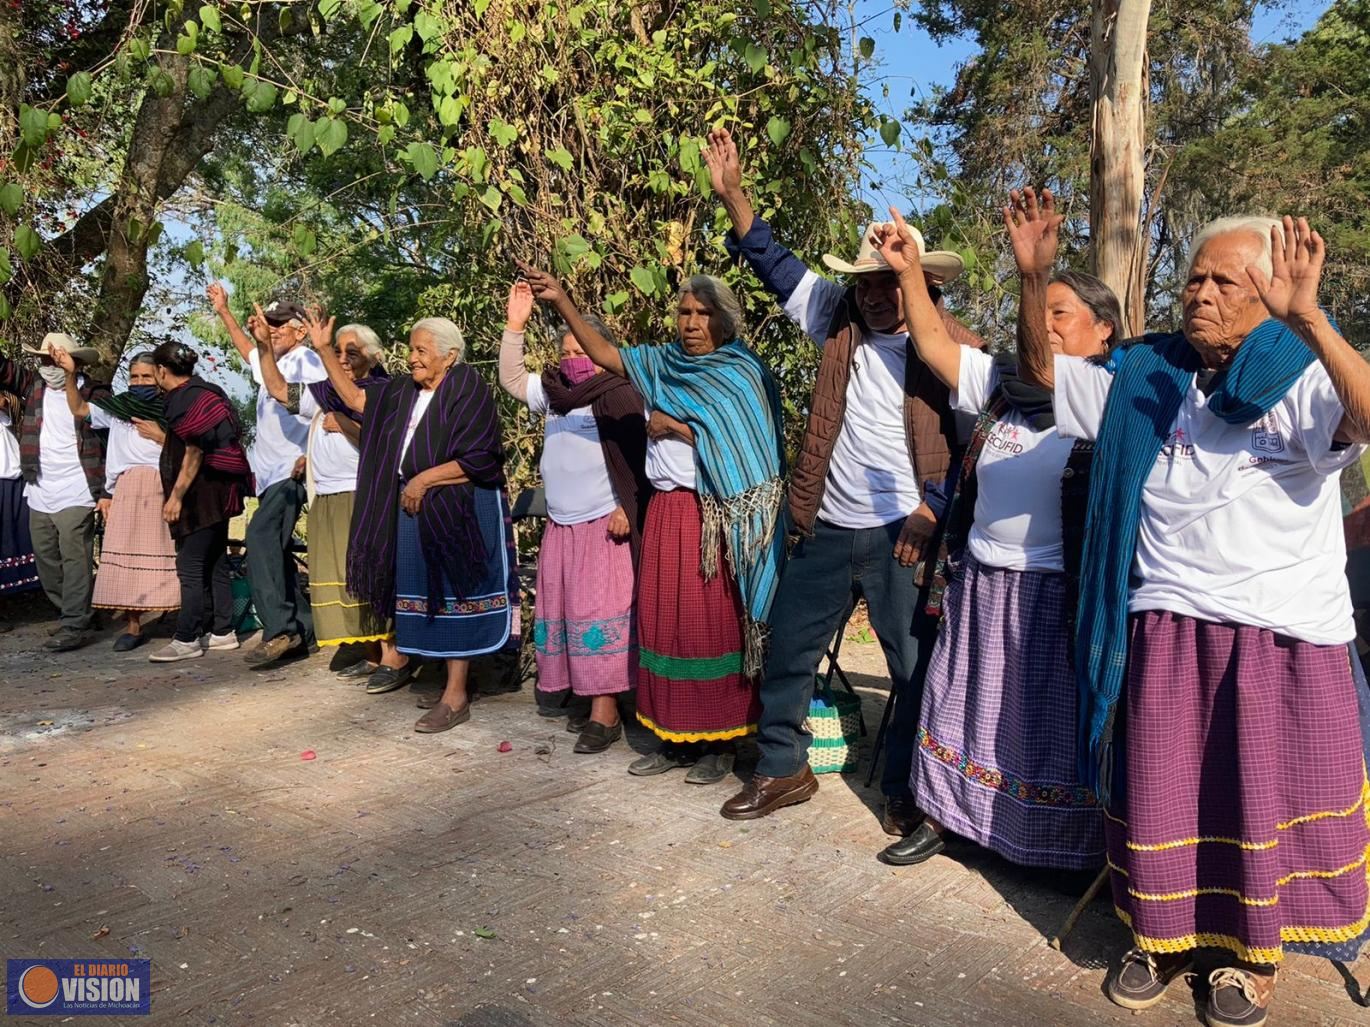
xmin=127 ymin=385 xmax=159 ymax=402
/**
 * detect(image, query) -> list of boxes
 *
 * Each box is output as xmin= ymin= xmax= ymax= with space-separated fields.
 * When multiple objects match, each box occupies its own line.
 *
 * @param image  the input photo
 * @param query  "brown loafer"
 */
xmin=720 ymin=766 xmax=818 ymax=820
xmin=881 ymin=796 xmax=926 ymax=837
xmin=415 ymin=690 xmax=441 ymax=710
xmin=414 ymin=701 xmax=470 ymax=733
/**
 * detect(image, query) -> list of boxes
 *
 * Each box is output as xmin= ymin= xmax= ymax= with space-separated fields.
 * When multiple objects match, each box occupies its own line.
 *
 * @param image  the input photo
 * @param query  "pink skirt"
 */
xmin=532 ymin=513 xmax=636 ymax=696
xmin=93 ymin=465 xmax=179 ymax=612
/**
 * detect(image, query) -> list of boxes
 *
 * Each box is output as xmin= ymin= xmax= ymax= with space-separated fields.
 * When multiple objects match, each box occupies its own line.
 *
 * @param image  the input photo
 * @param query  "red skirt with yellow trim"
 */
xmin=1106 ymin=610 xmax=1370 ymax=964
xmin=635 ymin=489 xmax=758 ymax=743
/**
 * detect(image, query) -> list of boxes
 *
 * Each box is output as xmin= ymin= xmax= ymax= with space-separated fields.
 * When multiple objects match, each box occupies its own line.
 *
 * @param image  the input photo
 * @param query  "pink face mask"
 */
xmin=561 ymin=356 xmax=597 ymax=384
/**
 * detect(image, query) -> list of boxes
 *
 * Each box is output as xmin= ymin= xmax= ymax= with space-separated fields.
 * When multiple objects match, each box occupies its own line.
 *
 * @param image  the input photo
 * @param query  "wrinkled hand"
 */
xmin=96 ymin=497 xmax=112 ymax=520
xmin=871 ymin=207 xmax=924 ymax=278
xmin=703 ymin=127 xmax=743 ymax=197
xmin=514 ymin=260 xmax=567 ymax=307
xmin=207 ymin=282 xmax=230 ymax=315
xmin=49 ymin=344 xmax=76 ymax=373
xmin=247 ymin=304 xmax=272 ymax=346
xmin=304 ymin=308 xmax=335 ymax=351
xmin=401 ymin=477 xmax=428 ymax=515
xmin=1003 ymin=187 xmax=1063 ymax=277
xmin=132 ymin=417 xmax=165 ymax=443
xmin=163 ymin=496 xmax=182 ymax=525
xmin=506 ymin=280 xmax=535 ymax=331
xmin=893 ymin=503 xmax=937 ymax=568
xmin=607 ymin=506 xmax=630 ymax=541
xmin=1248 ymin=215 xmax=1325 ymax=325
xmin=291 ymin=456 xmax=307 ymax=481
xmin=647 ymin=410 xmax=686 ymax=440
xmin=321 ymin=412 xmax=343 ymax=434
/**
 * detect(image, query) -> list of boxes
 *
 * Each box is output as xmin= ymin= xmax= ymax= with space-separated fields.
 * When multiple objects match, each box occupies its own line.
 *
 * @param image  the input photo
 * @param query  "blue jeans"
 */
xmin=755 ymin=516 xmax=938 ymax=796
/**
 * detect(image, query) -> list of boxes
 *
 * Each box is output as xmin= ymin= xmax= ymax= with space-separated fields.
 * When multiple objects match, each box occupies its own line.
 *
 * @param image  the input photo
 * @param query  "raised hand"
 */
xmin=514 ymin=260 xmax=567 ymax=307
xmin=304 ymin=307 xmax=335 ymax=351
xmin=49 ymin=344 xmax=76 ymax=373
xmin=247 ymin=303 xmax=272 ymax=346
xmin=1248 ymin=216 xmax=1325 ymax=325
xmin=207 ymin=282 xmax=230 ymax=315
xmin=506 ymin=279 xmax=535 ymax=331
xmin=872 ymin=207 xmax=924 ymax=277
xmin=1003 ymin=187 xmax=1063 ymax=277
xmin=703 ymin=127 xmax=743 ymax=197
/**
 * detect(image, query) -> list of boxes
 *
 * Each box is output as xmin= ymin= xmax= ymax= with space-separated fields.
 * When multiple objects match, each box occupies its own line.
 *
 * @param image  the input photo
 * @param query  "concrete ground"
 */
xmin=2 ymin=607 xmax=1367 ymax=1027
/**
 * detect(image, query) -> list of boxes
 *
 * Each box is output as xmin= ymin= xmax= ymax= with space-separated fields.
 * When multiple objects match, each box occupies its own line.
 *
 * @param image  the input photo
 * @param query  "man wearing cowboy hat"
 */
xmin=208 ymin=284 xmax=328 ymax=668
xmin=0 ymin=333 xmax=111 ymax=651
xmin=703 ymin=128 xmax=984 ymax=831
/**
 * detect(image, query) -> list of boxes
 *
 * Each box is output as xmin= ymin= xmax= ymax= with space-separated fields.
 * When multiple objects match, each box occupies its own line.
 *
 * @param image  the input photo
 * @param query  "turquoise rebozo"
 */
xmin=1074 ymin=317 xmax=1321 ymax=804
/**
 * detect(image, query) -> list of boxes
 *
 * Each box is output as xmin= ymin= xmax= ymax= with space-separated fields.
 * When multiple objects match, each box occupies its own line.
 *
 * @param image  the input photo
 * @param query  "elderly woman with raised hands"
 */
xmin=147 ymin=342 xmax=253 ymax=663
xmin=1040 ymin=214 xmax=1370 ymax=1027
xmin=869 ymin=195 xmax=1116 ymax=874
xmin=52 ymin=345 xmax=180 ymax=652
xmin=257 ymin=310 xmax=400 ymax=685
xmin=519 ymin=260 xmax=787 ymax=786
xmin=499 ymin=281 xmax=652 ymax=755
xmin=340 ymin=317 xmax=513 ymax=734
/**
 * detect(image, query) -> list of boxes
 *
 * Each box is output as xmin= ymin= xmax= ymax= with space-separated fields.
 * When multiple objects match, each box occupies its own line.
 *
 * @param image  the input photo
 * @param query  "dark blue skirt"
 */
xmin=393 ymin=485 xmax=513 ymax=659
xmin=0 ymin=477 xmax=39 ymax=594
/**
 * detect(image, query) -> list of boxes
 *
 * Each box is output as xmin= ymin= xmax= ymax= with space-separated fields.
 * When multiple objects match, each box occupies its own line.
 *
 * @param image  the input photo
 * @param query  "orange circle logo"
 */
xmin=19 ymin=965 xmax=59 ymax=1008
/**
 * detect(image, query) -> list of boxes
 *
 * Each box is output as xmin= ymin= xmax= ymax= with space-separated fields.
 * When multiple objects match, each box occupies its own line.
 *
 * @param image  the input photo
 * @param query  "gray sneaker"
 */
xmin=202 ymin=632 xmax=240 ymax=651
xmin=149 ymin=639 xmax=205 ymax=663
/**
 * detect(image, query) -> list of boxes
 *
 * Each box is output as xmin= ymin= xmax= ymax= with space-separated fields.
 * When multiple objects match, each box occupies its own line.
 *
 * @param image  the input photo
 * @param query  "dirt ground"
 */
xmin=2 ymin=601 xmax=1367 ymax=1026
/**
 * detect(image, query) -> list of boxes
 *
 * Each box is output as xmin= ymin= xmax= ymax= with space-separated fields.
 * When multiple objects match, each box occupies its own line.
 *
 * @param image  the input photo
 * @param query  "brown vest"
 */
xmin=787 ymin=289 xmax=986 ymax=535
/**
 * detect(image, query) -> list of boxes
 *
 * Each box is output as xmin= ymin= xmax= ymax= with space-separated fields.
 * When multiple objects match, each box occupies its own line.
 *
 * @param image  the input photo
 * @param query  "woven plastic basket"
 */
xmin=805 ymin=680 xmax=862 ymax=774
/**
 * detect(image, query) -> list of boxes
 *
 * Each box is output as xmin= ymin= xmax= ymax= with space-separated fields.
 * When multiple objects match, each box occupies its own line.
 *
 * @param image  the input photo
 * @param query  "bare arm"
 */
xmin=163 ymin=444 xmax=203 ymax=524
xmin=333 ymin=413 xmax=362 ymax=449
xmin=1247 ymin=217 xmax=1370 ymax=445
xmin=207 ymin=283 xmax=256 ymax=362
xmin=872 ymin=209 xmax=961 ymax=388
xmin=648 ymin=410 xmax=695 ymax=445
xmin=517 ymin=262 xmax=626 ymax=377
xmin=1004 ymin=188 xmax=1064 ymax=389
xmin=400 ymin=458 xmax=471 ymax=515
xmin=49 ymin=346 xmax=91 ymax=417
xmin=305 ymin=311 xmax=366 ymax=414
xmin=251 ymin=308 xmax=293 ymax=408
xmin=704 ymin=127 xmax=755 ymax=239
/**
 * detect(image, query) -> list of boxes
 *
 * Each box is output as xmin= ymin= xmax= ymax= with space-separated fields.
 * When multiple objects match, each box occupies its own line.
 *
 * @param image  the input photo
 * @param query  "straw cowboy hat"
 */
xmin=822 ymin=222 xmax=965 ymax=285
xmin=23 ymin=332 xmax=100 ymax=365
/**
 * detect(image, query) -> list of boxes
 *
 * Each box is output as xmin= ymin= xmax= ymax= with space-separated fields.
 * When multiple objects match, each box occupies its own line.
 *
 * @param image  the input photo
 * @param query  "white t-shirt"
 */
xmin=400 ymin=390 xmax=436 ymax=468
xmin=0 ymin=411 xmax=19 ymax=480
xmin=300 ymin=390 xmax=359 ymax=496
xmin=27 ymin=384 xmax=95 ymax=514
xmin=89 ymin=405 xmax=162 ymax=494
xmin=248 ymin=347 xmax=328 ymax=493
xmin=1055 ymin=354 xmax=1361 ymax=645
xmin=783 ymin=270 xmax=921 ymax=527
xmin=525 ymin=376 xmax=618 ymax=525
xmin=954 ymin=349 xmax=1076 ymax=572
xmin=644 ymin=404 xmax=697 ymax=491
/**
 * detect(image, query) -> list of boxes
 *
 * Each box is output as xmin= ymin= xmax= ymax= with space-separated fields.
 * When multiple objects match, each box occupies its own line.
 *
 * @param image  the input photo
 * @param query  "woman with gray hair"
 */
xmin=285 ymin=314 xmax=396 ymax=676
xmin=336 ymin=316 xmax=513 ymax=734
xmin=519 ymin=260 xmax=787 ymax=786
xmin=1036 ymin=214 xmax=1370 ymax=1026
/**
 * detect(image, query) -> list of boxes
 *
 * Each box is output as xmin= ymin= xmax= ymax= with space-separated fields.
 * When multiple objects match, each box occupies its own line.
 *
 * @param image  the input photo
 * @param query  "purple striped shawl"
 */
xmin=307 ymin=365 xmax=389 ymax=422
xmin=347 ymin=365 xmax=505 ymax=619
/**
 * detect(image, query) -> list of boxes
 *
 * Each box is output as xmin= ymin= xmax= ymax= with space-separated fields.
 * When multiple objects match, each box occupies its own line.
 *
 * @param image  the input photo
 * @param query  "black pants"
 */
xmin=174 ymin=521 xmax=232 ymax=643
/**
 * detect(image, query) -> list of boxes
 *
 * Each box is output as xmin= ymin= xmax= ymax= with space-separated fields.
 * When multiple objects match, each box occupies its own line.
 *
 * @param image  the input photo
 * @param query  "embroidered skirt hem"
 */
xmin=92 ymin=465 xmax=179 ymax=611
xmin=309 ymin=490 xmax=391 ymax=647
xmin=0 ymin=477 xmax=39 ymax=594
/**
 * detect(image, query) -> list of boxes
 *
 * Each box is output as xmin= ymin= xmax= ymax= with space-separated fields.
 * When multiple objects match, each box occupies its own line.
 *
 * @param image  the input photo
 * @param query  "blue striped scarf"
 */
xmin=1076 ymin=319 xmax=1317 ymax=804
xmin=622 ymin=338 xmax=788 ymax=675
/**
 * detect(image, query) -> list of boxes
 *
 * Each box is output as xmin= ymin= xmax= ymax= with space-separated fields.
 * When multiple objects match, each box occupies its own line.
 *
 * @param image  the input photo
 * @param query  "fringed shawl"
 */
xmin=621 ymin=338 xmax=787 ymax=676
xmin=347 ymin=365 xmax=504 ymax=620
xmin=539 ymin=367 xmax=653 ymax=565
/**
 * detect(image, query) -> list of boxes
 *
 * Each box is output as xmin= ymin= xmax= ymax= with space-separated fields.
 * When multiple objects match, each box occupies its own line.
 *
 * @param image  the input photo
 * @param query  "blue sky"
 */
xmin=853 ymin=0 xmax=1334 ymax=216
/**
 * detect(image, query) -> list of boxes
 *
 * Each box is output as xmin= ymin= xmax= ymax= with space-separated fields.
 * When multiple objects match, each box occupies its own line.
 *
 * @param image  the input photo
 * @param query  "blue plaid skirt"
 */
xmin=393 ymin=486 xmax=513 ymax=659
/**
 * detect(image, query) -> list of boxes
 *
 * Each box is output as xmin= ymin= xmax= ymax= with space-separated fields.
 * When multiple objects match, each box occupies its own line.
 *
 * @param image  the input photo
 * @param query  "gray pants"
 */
xmin=29 ymin=505 xmax=96 ymax=631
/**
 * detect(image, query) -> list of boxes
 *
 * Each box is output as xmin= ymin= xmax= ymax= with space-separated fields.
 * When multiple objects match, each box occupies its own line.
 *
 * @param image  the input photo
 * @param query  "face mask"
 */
xmin=561 ymin=356 xmax=596 ymax=385
xmin=127 ymin=385 xmax=159 ymax=402
xmin=39 ymin=365 xmax=67 ymax=388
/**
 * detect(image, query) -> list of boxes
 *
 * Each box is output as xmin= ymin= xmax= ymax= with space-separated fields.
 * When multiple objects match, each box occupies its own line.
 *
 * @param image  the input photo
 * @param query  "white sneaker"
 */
xmin=149 ymin=639 xmax=205 ymax=663
xmin=202 ymin=632 xmax=240 ymax=651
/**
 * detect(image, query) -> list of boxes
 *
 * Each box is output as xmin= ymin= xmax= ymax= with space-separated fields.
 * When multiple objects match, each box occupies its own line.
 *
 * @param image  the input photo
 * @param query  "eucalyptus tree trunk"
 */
xmin=1089 ymin=0 xmax=1151 ymax=336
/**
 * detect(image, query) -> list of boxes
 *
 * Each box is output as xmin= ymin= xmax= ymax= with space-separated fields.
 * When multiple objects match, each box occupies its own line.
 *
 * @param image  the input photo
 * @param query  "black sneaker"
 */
xmin=1106 ymin=948 xmax=1192 ymax=1010
xmin=1206 ymin=967 xmax=1274 ymax=1027
xmin=45 ymin=628 xmax=89 ymax=652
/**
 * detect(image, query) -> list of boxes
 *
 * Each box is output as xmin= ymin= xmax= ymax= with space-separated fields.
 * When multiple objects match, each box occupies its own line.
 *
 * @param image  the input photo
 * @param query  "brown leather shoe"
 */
xmin=414 ymin=701 xmax=471 ymax=733
xmin=720 ymin=766 xmax=819 ymax=821
xmin=881 ymin=796 xmax=926 ymax=837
